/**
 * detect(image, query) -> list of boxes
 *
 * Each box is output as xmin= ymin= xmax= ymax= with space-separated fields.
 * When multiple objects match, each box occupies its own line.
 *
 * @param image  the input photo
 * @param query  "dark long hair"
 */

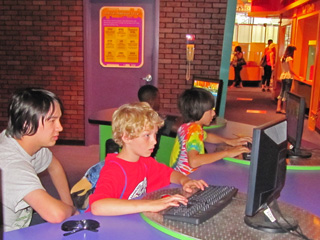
xmin=6 ymin=88 xmax=63 ymax=139
xmin=281 ymin=45 xmax=296 ymax=63
xmin=234 ymin=46 xmax=242 ymax=53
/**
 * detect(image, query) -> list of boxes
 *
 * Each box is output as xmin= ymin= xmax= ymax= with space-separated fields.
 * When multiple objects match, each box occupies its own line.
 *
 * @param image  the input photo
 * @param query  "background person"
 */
xmin=261 ymin=39 xmax=276 ymax=92
xmin=138 ymin=84 xmax=160 ymax=111
xmin=276 ymin=46 xmax=303 ymax=113
xmin=0 ymin=88 xmax=77 ymax=232
xmin=230 ymin=45 xmax=246 ymax=88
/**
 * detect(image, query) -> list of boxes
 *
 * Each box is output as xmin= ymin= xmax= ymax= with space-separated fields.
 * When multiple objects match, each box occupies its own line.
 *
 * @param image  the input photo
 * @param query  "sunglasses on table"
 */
xmin=61 ymin=219 xmax=100 ymax=236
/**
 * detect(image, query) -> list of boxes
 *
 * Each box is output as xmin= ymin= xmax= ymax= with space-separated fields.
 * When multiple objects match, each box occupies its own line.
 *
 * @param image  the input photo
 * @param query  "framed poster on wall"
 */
xmin=100 ymin=6 xmax=144 ymax=68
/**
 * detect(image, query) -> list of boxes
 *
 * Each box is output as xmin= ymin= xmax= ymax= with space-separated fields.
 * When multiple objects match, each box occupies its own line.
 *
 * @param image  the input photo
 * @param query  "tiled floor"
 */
xmin=225 ymin=86 xmax=320 ymax=145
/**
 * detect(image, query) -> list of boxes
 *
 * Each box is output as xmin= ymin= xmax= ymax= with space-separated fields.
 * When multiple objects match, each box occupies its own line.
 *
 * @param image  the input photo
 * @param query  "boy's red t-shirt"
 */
xmin=87 ymin=153 xmax=173 ymax=211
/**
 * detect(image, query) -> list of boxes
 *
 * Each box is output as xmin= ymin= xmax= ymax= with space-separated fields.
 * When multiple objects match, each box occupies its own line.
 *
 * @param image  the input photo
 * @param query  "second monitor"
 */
xmin=192 ymin=76 xmax=223 ymax=116
xmin=286 ymin=92 xmax=312 ymax=159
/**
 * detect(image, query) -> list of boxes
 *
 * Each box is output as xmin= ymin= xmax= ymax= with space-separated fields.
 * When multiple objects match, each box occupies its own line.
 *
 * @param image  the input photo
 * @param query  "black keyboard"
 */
xmin=162 ymin=185 xmax=238 ymax=225
xmin=243 ymin=142 xmax=252 ymax=160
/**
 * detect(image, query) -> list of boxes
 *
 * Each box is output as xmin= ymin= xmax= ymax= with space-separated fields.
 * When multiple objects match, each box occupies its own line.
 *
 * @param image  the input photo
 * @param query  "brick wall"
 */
xmin=0 ymin=0 xmax=84 ymax=141
xmin=0 ymin=0 xmax=227 ymax=141
xmin=158 ymin=0 xmax=227 ymax=113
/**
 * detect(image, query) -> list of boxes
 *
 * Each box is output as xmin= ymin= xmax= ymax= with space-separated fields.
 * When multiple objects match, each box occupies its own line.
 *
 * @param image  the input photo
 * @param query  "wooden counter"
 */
xmin=291 ymin=79 xmax=312 ymax=108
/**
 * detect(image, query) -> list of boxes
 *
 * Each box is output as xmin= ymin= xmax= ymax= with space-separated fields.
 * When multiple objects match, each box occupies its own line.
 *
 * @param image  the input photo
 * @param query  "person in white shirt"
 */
xmin=0 ymin=88 xmax=77 ymax=232
xmin=276 ymin=46 xmax=303 ymax=113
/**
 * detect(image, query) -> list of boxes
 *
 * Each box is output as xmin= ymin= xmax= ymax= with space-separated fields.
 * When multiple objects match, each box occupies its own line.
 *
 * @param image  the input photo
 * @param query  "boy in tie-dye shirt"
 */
xmin=170 ymin=88 xmax=251 ymax=175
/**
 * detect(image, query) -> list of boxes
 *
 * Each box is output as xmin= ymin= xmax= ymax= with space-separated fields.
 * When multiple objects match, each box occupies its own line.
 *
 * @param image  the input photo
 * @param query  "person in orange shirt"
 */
xmin=261 ymin=39 xmax=276 ymax=92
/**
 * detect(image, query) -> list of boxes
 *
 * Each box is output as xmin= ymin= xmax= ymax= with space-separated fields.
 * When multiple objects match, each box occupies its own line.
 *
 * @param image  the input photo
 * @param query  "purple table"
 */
xmin=190 ymin=159 xmax=320 ymax=218
xmin=4 ymin=160 xmax=320 ymax=240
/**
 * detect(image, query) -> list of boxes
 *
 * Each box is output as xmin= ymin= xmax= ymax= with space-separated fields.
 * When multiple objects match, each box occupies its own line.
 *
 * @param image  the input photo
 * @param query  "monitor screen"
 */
xmin=192 ymin=77 xmax=223 ymax=116
xmin=286 ymin=92 xmax=304 ymax=149
xmin=286 ymin=92 xmax=311 ymax=158
xmin=244 ymin=118 xmax=298 ymax=233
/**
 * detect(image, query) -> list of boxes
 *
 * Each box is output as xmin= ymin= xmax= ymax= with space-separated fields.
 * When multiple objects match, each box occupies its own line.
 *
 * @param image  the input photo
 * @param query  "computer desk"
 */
xmin=4 ymin=158 xmax=320 ymax=240
xmin=5 ymin=119 xmax=319 ymax=239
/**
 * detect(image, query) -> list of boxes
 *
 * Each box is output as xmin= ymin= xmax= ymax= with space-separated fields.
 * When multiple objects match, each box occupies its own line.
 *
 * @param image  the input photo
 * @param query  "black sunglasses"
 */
xmin=61 ymin=219 xmax=100 ymax=236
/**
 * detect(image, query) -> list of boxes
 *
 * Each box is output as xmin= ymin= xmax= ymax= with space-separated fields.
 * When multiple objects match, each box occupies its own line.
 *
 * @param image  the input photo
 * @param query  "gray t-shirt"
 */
xmin=0 ymin=130 xmax=52 ymax=232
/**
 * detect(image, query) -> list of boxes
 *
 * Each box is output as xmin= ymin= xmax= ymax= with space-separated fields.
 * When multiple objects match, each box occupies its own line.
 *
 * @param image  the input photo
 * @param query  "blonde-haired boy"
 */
xmin=88 ymin=102 xmax=207 ymax=215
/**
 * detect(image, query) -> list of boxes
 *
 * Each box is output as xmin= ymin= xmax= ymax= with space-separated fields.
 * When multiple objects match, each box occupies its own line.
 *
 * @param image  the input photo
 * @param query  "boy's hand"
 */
xmin=226 ymin=145 xmax=250 ymax=158
xmin=149 ymin=194 xmax=188 ymax=213
xmin=181 ymin=179 xmax=208 ymax=193
xmin=225 ymin=137 xmax=251 ymax=147
xmin=170 ymin=171 xmax=207 ymax=193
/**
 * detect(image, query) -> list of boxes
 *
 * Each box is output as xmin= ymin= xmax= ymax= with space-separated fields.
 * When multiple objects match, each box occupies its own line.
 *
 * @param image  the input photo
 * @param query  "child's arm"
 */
xmin=288 ymin=60 xmax=303 ymax=80
xmin=188 ymin=145 xmax=250 ymax=168
xmin=170 ymin=171 xmax=208 ymax=193
xmin=205 ymin=132 xmax=251 ymax=146
xmin=91 ymin=196 xmax=188 ymax=216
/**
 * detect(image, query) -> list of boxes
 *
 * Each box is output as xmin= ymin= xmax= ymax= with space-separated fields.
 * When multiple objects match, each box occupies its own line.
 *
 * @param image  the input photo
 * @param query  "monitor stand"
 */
xmin=244 ymin=200 xmax=298 ymax=233
xmin=288 ymin=147 xmax=312 ymax=159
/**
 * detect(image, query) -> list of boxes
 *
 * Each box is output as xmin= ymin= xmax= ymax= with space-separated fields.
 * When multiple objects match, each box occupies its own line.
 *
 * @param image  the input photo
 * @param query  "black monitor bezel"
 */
xmin=191 ymin=76 xmax=223 ymax=116
xmin=286 ymin=92 xmax=305 ymax=151
xmin=245 ymin=118 xmax=288 ymax=217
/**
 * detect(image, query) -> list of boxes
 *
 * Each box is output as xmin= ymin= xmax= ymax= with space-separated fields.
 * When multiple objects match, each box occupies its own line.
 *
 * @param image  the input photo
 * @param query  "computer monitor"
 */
xmin=192 ymin=76 xmax=223 ymax=116
xmin=286 ymin=92 xmax=312 ymax=158
xmin=244 ymin=118 xmax=298 ymax=233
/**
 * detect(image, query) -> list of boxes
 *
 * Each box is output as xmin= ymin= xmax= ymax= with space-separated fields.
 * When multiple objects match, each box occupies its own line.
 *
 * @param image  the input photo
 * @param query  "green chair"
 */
xmin=154 ymin=135 xmax=176 ymax=167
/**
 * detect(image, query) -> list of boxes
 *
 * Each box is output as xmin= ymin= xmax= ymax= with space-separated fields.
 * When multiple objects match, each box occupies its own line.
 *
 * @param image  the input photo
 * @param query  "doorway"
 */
xmin=84 ymin=0 xmax=159 ymax=145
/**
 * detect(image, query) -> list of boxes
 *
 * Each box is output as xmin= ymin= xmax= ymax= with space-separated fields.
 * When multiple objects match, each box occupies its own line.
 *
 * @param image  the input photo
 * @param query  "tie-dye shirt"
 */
xmin=169 ymin=122 xmax=207 ymax=175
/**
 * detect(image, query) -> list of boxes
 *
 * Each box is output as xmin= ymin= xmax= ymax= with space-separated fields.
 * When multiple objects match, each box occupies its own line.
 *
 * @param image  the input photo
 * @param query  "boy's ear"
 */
xmin=121 ymin=134 xmax=131 ymax=143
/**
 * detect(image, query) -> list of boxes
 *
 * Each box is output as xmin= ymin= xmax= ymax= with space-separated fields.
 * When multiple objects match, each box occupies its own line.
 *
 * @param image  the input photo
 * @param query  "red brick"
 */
xmin=0 ymin=0 xmax=227 ymax=141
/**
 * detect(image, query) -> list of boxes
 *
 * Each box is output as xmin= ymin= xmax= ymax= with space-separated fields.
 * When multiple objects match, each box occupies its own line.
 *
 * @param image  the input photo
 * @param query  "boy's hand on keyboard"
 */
xmin=149 ymin=194 xmax=188 ymax=213
xmin=226 ymin=145 xmax=251 ymax=158
xmin=182 ymin=179 xmax=208 ymax=193
xmin=225 ymin=136 xmax=252 ymax=147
